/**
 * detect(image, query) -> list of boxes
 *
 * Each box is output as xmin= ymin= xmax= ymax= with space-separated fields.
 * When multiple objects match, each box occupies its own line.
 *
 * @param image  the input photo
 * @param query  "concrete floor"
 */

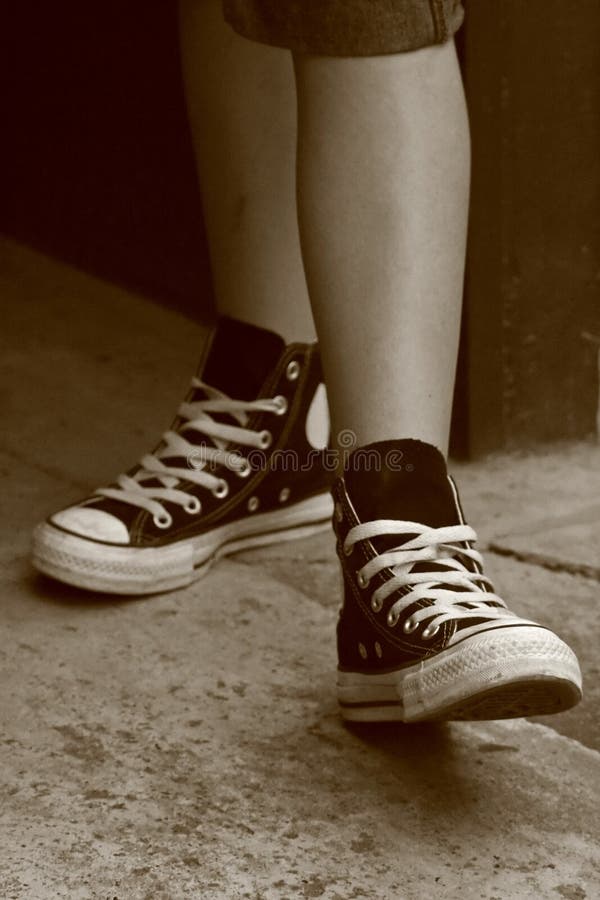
xmin=1 ymin=239 xmax=599 ymax=899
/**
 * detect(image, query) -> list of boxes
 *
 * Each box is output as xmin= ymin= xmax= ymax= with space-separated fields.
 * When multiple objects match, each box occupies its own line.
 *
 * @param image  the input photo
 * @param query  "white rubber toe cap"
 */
xmin=50 ymin=507 xmax=130 ymax=544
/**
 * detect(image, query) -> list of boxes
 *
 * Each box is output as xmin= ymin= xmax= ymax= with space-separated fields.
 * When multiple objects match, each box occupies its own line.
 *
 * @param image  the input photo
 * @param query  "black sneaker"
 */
xmin=333 ymin=439 xmax=582 ymax=722
xmin=32 ymin=317 xmax=333 ymax=594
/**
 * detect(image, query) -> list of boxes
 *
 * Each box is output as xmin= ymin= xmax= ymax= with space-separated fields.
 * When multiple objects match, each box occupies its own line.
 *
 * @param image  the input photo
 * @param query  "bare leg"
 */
xmin=294 ymin=42 xmax=470 ymax=455
xmin=179 ymin=0 xmax=315 ymax=343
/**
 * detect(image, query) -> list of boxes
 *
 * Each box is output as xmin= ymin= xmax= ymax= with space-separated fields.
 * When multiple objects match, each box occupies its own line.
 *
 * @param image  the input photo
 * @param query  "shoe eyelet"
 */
xmin=247 ymin=496 xmax=259 ymax=512
xmin=403 ymin=617 xmax=418 ymax=634
xmin=286 ymin=360 xmax=300 ymax=381
xmin=374 ymin=642 xmax=383 ymax=659
xmin=387 ymin=610 xmax=400 ymax=628
xmin=343 ymin=541 xmax=353 ymax=557
xmin=356 ymin=571 xmax=369 ymax=589
xmin=272 ymin=395 xmax=288 ymax=415
xmin=212 ymin=479 xmax=229 ymax=500
xmin=334 ymin=502 xmax=344 ymax=523
xmin=371 ymin=596 xmax=383 ymax=613
xmin=237 ymin=459 xmax=252 ymax=478
xmin=278 ymin=487 xmax=290 ymax=503
xmin=183 ymin=497 xmax=201 ymax=514
xmin=422 ymin=623 xmax=440 ymax=640
xmin=258 ymin=430 xmax=272 ymax=449
xmin=153 ymin=512 xmax=173 ymax=529
xmin=358 ymin=643 xmax=368 ymax=660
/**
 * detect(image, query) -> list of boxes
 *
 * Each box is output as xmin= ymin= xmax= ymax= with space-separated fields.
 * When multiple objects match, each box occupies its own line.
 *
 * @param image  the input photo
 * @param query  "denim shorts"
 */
xmin=222 ymin=0 xmax=464 ymax=57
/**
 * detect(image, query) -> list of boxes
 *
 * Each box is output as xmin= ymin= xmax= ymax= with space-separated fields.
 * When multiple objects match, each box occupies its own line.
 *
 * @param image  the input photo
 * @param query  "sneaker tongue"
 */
xmin=200 ymin=316 xmax=286 ymax=401
xmin=344 ymin=440 xmax=487 ymax=608
xmin=344 ymin=439 xmax=460 ymax=528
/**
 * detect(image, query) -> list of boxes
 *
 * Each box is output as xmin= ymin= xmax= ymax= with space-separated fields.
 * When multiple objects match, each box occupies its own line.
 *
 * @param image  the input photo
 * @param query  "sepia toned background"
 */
xmin=3 ymin=1 xmax=599 ymax=457
xmin=2 ymin=0 xmax=600 ymax=455
xmin=2 ymin=4 xmax=600 ymax=898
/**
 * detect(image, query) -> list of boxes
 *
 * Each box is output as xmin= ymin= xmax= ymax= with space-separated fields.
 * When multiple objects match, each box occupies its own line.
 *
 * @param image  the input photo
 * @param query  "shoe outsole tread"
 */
xmin=339 ymin=676 xmax=581 ymax=722
xmin=337 ymin=625 xmax=582 ymax=722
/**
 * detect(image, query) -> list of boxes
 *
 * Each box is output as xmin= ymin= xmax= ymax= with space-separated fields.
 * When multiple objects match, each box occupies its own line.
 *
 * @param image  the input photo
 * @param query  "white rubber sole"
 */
xmin=337 ymin=626 xmax=583 ymax=722
xmin=32 ymin=492 xmax=333 ymax=595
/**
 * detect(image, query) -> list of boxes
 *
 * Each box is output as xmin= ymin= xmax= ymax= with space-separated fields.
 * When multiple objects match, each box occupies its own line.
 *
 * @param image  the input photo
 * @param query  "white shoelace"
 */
xmin=97 ymin=378 xmax=286 ymax=525
xmin=344 ymin=520 xmax=513 ymax=638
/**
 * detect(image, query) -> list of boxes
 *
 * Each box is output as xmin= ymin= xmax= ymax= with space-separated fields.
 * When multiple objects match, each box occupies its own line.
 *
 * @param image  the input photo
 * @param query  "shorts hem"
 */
xmin=222 ymin=1 xmax=464 ymax=58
